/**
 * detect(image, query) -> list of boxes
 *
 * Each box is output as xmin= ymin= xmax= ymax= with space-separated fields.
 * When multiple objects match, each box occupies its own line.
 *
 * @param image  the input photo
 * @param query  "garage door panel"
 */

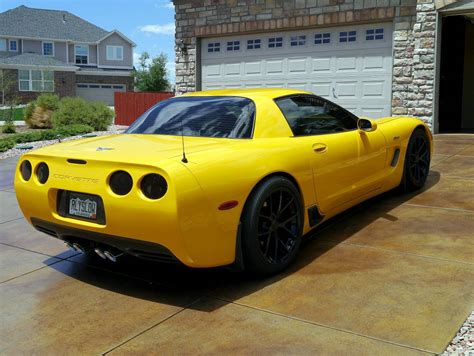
xmin=201 ymin=22 xmax=393 ymax=117
xmin=76 ymin=83 xmax=125 ymax=106
xmin=311 ymin=58 xmax=331 ymax=72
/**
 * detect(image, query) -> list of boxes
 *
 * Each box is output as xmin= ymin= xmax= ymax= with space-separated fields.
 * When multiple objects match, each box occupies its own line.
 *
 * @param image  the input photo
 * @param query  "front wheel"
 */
xmin=401 ymin=128 xmax=431 ymax=192
xmin=241 ymin=177 xmax=303 ymax=275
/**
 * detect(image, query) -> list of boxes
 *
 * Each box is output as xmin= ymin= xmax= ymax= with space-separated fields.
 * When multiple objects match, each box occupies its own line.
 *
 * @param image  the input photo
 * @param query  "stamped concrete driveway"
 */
xmin=1 ymin=134 xmax=473 ymax=355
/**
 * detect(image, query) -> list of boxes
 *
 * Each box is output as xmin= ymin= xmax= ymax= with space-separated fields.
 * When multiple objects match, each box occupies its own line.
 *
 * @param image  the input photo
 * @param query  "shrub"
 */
xmin=89 ymin=102 xmax=114 ymax=131
xmin=2 ymin=122 xmax=16 ymax=133
xmin=36 ymin=93 xmax=60 ymax=111
xmin=52 ymin=97 xmax=114 ymax=131
xmin=0 ymin=124 xmax=93 ymax=153
xmin=25 ymin=94 xmax=59 ymax=129
xmin=0 ymin=137 xmax=15 ymax=152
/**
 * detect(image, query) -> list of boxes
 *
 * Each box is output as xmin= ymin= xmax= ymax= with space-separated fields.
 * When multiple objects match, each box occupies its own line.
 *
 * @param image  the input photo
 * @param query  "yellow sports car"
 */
xmin=15 ymin=88 xmax=432 ymax=275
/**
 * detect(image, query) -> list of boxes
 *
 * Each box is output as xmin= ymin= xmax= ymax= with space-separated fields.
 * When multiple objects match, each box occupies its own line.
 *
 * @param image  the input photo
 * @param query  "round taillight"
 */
xmin=140 ymin=174 xmax=167 ymax=200
xmin=36 ymin=162 xmax=49 ymax=184
xmin=20 ymin=160 xmax=32 ymax=181
xmin=109 ymin=171 xmax=133 ymax=195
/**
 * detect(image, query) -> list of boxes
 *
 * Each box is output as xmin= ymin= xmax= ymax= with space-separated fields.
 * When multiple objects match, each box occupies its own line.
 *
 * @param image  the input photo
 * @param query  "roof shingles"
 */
xmin=0 ymin=5 xmax=109 ymax=42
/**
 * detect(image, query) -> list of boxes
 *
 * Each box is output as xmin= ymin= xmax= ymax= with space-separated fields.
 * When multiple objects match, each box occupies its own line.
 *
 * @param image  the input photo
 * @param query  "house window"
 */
xmin=207 ymin=42 xmax=220 ymax=53
xmin=227 ymin=41 xmax=240 ymax=51
xmin=247 ymin=39 xmax=261 ymax=50
xmin=18 ymin=70 xmax=54 ymax=92
xmin=366 ymin=28 xmax=384 ymax=40
xmin=0 ymin=39 xmax=6 ymax=51
xmin=315 ymin=33 xmax=331 ymax=44
xmin=106 ymin=46 xmax=123 ymax=60
xmin=268 ymin=37 xmax=283 ymax=48
xmin=9 ymin=40 xmax=18 ymax=52
xmin=290 ymin=35 xmax=306 ymax=47
xmin=75 ymin=45 xmax=89 ymax=64
xmin=339 ymin=31 xmax=357 ymax=43
xmin=42 ymin=42 xmax=54 ymax=56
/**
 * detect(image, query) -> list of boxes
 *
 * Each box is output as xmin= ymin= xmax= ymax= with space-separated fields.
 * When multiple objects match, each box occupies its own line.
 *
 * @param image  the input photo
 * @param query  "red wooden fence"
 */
xmin=114 ymin=92 xmax=174 ymax=126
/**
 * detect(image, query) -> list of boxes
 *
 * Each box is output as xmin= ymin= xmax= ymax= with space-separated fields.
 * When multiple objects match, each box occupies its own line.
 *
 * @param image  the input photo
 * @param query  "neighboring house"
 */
xmin=173 ymin=0 xmax=474 ymax=133
xmin=0 ymin=5 xmax=135 ymax=105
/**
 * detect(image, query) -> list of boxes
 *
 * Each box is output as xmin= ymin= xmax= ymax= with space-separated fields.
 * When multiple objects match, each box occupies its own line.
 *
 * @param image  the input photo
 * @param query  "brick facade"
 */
xmin=174 ymin=0 xmax=443 ymax=128
xmin=1 ymin=69 xmax=133 ymax=105
xmin=1 ymin=69 xmax=76 ymax=104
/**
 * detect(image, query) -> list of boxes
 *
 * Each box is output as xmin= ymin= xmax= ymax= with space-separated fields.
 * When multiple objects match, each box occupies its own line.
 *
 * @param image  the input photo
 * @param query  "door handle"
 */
xmin=312 ymin=143 xmax=328 ymax=153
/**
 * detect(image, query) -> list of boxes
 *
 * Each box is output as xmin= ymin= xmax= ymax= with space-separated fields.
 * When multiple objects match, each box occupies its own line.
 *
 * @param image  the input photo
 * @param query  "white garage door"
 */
xmin=201 ymin=23 xmax=393 ymax=118
xmin=76 ymin=83 xmax=126 ymax=106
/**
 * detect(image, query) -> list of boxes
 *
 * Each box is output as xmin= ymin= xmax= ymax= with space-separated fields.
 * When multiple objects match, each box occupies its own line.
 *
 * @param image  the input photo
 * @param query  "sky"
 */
xmin=0 ymin=0 xmax=177 ymax=82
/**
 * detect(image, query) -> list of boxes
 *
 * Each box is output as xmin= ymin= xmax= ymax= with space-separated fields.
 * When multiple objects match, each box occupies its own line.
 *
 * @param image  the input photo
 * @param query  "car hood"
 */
xmin=27 ymin=134 xmax=240 ymax=165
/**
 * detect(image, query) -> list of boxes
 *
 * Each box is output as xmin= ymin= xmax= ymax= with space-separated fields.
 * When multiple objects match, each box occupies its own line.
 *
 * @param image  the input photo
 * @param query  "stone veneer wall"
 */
xmin=174 ymin=0 xmax=442 ymax=128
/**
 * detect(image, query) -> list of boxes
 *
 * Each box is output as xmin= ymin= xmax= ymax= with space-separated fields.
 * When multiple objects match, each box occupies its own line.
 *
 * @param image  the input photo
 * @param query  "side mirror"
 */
xmin=357 ymin=118 xmax=377 ymax=132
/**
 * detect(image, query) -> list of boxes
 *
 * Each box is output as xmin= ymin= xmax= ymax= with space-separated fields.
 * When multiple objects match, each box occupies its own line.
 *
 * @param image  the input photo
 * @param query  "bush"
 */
xmin=36 ymin=93 xmax=60 ymax=111
xmin=25 ymin=94 xmax=60 ymax=129
xmin=0 ymin=124 xmax=93 ymax=152
xmin=0 ymin=137 xmax=15 ymax=152
xmin=89 ymin=102 xmax=114 ymax=131
xmin=2 ymin=122 xmax=16 ymax=134
xmin=51 ymin=97 xmax=113 ymax=131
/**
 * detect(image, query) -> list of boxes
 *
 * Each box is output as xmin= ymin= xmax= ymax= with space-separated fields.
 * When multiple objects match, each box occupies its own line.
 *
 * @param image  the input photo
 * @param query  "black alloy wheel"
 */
xmin=241 ymin=176 xmax=303 ymax=275
xmin=403 ymin=128 xmax=431 ymax=191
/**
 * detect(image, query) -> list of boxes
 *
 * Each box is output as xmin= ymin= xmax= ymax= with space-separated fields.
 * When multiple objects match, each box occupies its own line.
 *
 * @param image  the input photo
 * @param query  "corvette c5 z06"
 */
xmin=15 ymin=88 xmax=432 ymax=275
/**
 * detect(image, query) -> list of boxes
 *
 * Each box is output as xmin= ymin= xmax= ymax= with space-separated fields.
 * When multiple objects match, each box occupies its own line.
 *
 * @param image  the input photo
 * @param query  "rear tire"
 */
xmin=241 ymin=176 xmax=303 ymax=276
xmin=401 ymin=128 xmax=431 ymax=192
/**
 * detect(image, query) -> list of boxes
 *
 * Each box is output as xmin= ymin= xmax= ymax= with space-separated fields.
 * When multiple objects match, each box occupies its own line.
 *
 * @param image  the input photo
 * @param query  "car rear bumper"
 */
xmin=31 ymin=217 xmax=180 ymax=264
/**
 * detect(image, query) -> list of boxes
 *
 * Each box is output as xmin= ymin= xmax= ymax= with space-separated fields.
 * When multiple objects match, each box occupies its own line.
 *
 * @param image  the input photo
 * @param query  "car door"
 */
xmin=275 ymin=95 xmax=387 ymax=214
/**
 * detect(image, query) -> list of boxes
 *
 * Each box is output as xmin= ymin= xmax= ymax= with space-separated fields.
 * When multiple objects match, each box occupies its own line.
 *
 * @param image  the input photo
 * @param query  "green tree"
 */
xmin=133 ymin=52 xmax=171 ymax=92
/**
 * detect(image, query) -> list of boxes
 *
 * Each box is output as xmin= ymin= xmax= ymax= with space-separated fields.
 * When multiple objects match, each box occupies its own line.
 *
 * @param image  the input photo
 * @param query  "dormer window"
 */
xmin=9 ymin=40 xmax=18 ymax=52
xmin=106 ymin=46 xmax=123 ymax=60
xmin=42 ymin=41 xmax=54 ymax=56
xmin=75 ymin=45 xmax=89 ymax=64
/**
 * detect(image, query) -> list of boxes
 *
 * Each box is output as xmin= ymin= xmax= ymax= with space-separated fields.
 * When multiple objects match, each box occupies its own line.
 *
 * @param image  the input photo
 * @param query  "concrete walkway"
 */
xmin=0 ymin=134 xmax=473 ymax=354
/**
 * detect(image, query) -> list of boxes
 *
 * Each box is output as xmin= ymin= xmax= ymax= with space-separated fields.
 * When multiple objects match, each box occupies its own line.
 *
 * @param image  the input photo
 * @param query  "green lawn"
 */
xmin=0 ymin=107 xmax=25 ymax=121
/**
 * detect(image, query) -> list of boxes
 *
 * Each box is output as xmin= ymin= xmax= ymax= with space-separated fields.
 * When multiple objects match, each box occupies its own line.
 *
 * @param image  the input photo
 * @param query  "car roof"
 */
xmin=183 ymin=88 xmax=311 ymax=100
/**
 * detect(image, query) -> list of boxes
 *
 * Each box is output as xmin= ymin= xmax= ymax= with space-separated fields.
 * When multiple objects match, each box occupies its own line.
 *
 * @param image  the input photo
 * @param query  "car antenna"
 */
xmin=180 ymin=115 xmax=188 ymax=163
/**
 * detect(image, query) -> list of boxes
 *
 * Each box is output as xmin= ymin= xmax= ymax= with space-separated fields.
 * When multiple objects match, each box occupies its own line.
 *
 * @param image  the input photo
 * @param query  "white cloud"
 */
xmin=133 ymin=52 xmax=141 ymax=67
xmin=166 ymin=60 xmax=176 ymax=84
xmin=162 ymin=2 xmax=174 ymax=9
xmin=138 ymin=23 xmax=175 ymax=35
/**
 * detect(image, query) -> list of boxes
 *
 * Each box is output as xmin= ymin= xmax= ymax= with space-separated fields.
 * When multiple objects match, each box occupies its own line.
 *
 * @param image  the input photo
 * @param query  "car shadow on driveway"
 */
xmin=42 ymin=171 xmax=443 ymax=312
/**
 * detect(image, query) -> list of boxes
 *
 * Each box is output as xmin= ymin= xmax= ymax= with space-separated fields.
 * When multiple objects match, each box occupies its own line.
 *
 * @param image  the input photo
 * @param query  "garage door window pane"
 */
xmin=268 ymin=37 xmax=283 ymax=48
xmin=366 ymin=28 xmax=384 ymax=40
xmin=247 ymin=39 xmax=261 ymax=50
xmin=227 ymin=41 xmax=240 ymax=51
xmin=290 ymin=35 xmax=306 ymax=46
xmin=340 ymin=31 xmax=357 ymax=43
xmin=315 ymin=33 xmax=331 ymax=44
xmin=208 ymin=42 xmax=220 ymax=53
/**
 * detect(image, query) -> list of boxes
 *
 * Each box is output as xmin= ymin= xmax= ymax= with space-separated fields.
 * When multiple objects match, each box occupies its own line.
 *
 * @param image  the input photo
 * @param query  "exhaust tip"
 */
xmin=72 ymin=243 xmax=86 ymax=254
xmin=94 ymin=248 xmax=107 ymax=259
xmin=104 ymin=250 xmax=123 ymax=262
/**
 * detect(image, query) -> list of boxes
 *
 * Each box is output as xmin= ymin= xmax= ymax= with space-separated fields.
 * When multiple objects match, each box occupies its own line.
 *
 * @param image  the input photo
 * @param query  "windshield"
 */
xmin=126 ymin=96 xmax=256 ymax=139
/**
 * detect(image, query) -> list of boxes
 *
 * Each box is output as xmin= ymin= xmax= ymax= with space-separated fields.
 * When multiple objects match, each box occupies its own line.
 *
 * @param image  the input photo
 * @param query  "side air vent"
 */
xmin=391 ymin=148 xmax=401 ymax=167
xmin=67 ymin=159 xmax=87 ymax=165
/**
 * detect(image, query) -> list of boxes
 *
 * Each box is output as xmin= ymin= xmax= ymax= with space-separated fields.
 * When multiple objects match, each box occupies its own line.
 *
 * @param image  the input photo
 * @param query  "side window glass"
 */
xmin=275 ymin=96 xmax=357 ymax=136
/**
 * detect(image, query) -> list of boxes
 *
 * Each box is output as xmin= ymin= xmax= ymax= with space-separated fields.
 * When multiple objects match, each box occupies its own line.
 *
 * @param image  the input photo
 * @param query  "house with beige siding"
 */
xmin=0 ymin=5 xmax=135 ymax=105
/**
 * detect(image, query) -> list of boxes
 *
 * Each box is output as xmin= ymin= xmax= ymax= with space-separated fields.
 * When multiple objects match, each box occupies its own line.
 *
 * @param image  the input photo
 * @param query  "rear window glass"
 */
xmin=126 ymin=96 xmax=255 ymax=139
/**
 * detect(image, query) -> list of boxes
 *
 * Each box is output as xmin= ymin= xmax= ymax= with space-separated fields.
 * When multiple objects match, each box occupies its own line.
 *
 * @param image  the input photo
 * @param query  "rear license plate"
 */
xmin=68 ymin=193 xmax=98 ymax=219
